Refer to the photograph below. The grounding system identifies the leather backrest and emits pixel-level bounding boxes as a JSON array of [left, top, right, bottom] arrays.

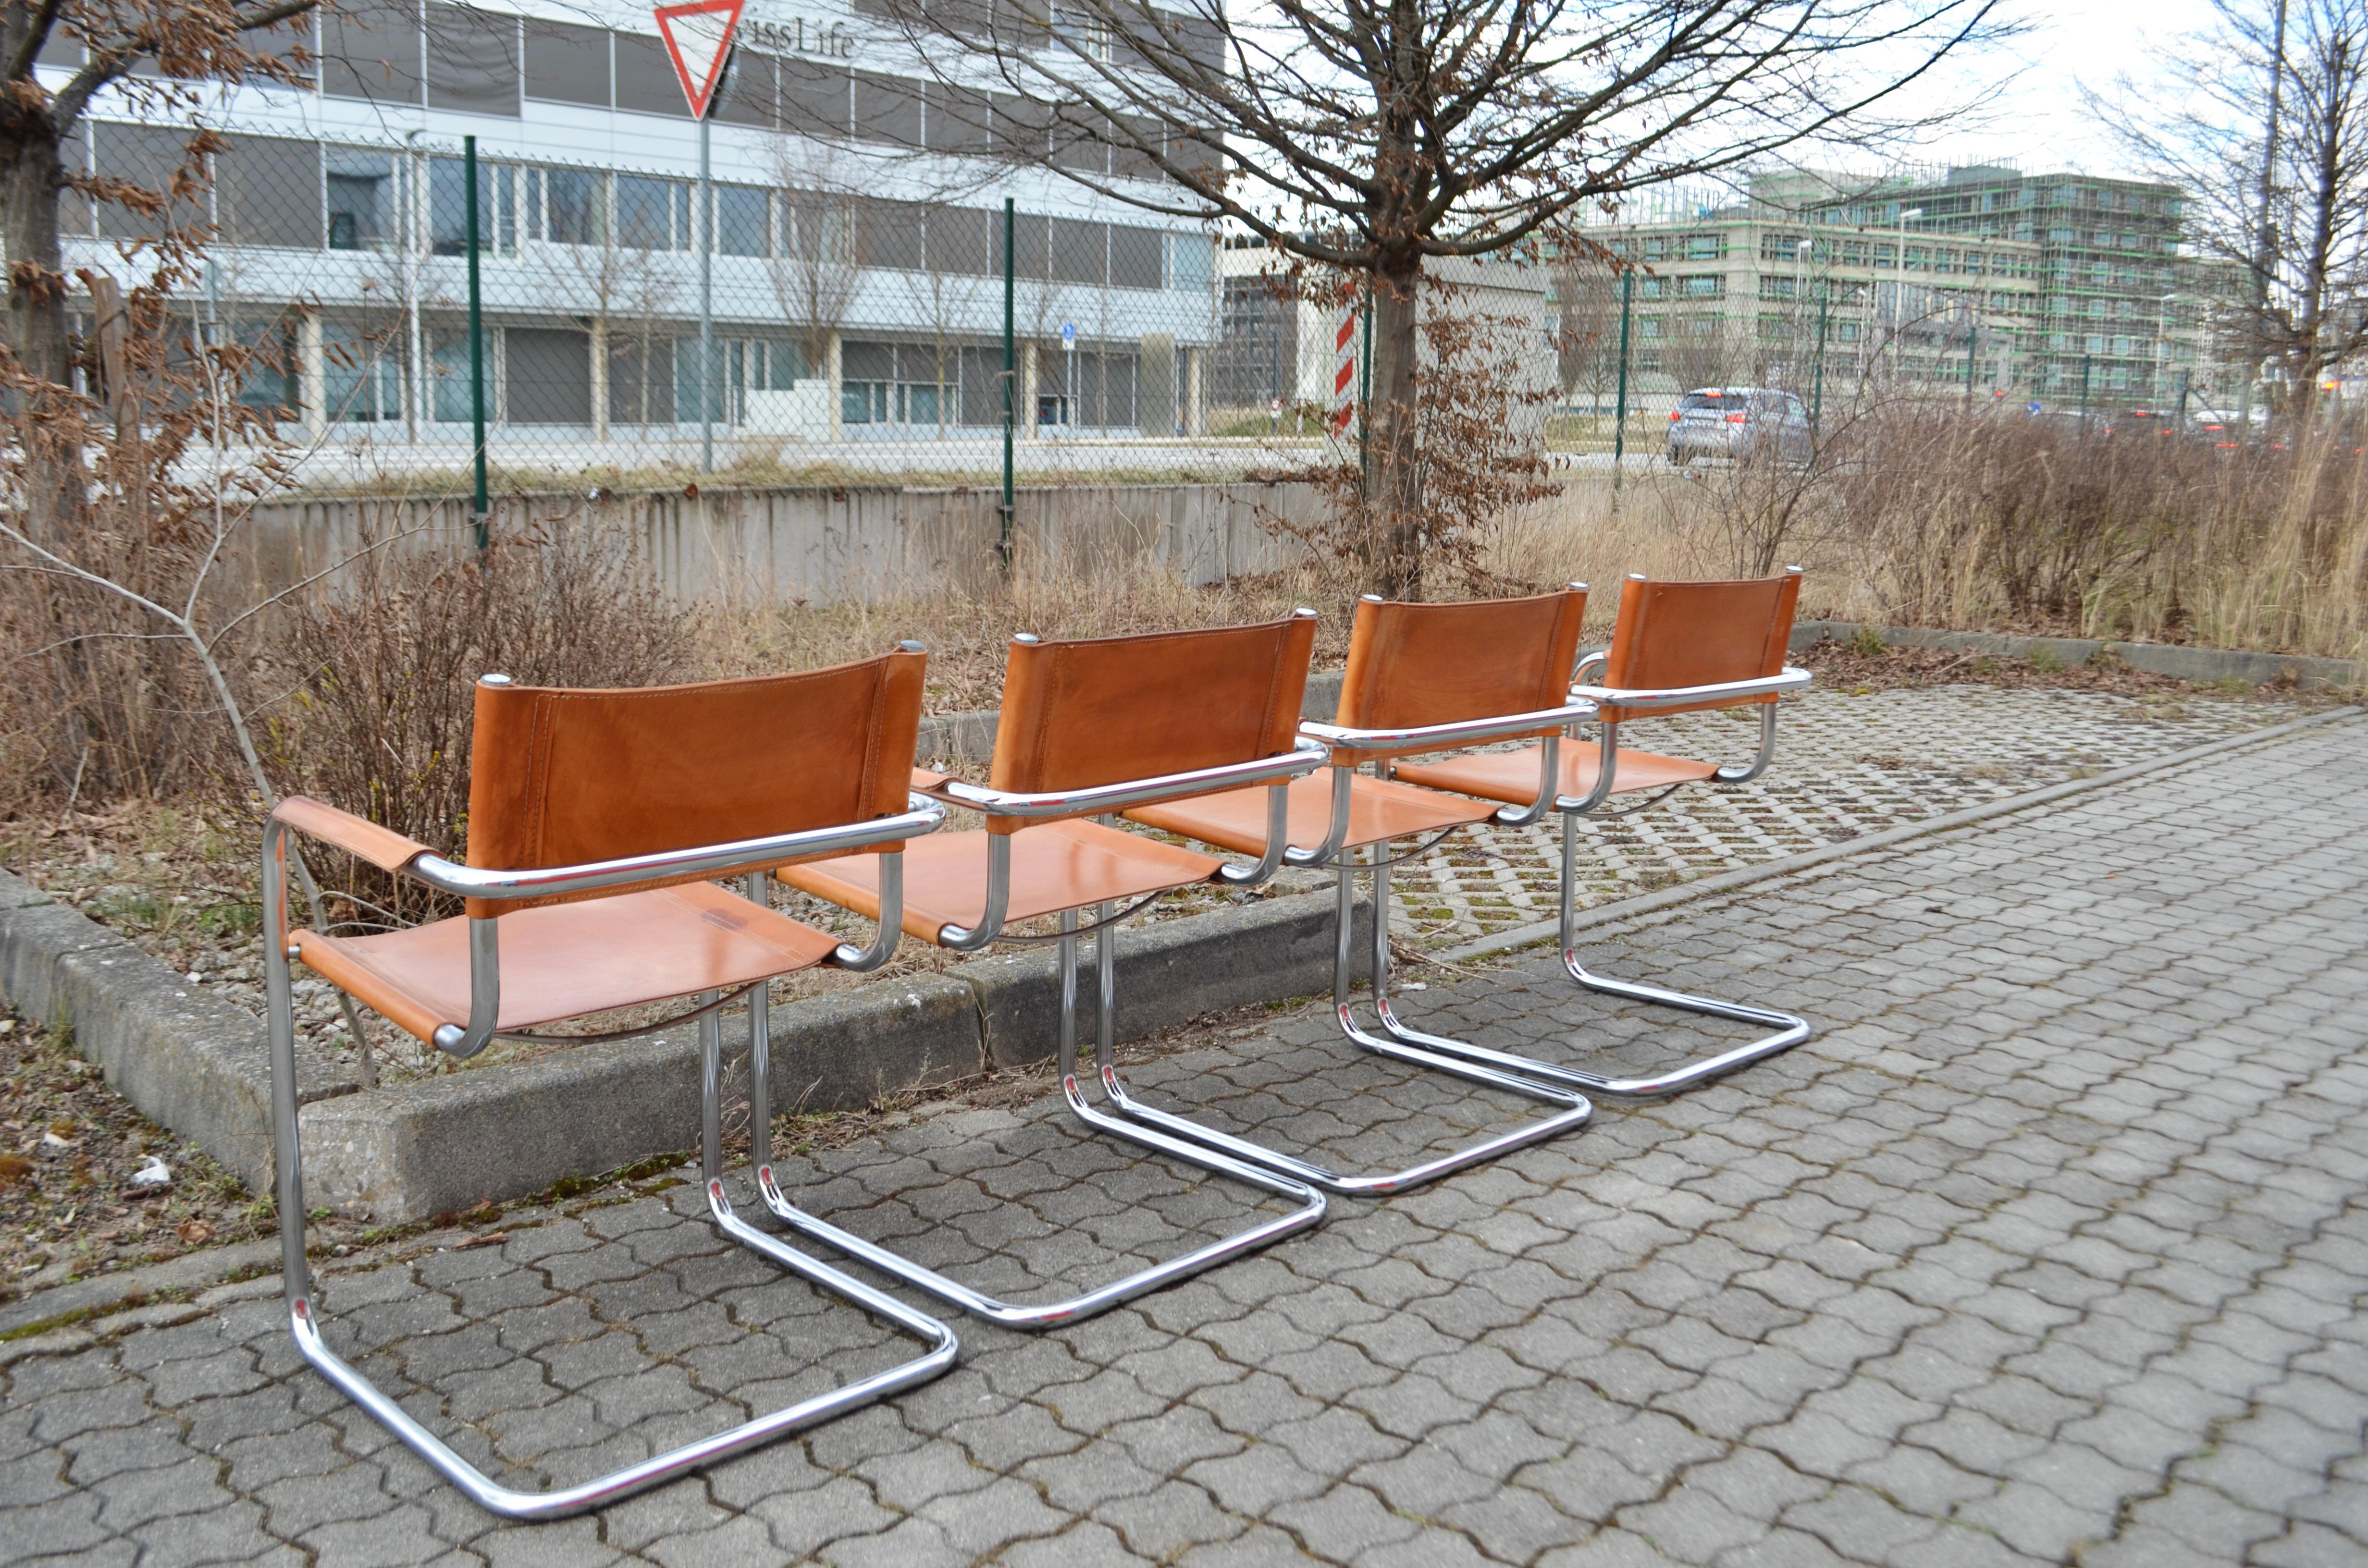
[[985, 615, 1316, 833], [463, 648, 925, 914], [1334, 589, 1588, 759], [1600, 573, 1801, 722]]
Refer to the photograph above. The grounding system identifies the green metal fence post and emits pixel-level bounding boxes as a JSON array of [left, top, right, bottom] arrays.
[[2080, 353, 2093, 429], [465, 135, 487, 548], [1000, 196, 1014, 572], [1612, 269, 1633, 489]]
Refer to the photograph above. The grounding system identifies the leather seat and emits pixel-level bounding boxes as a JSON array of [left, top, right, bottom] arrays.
[[1395, 743, 1717, 806], [1127, 770, 1495, 857], [294, 882, 841, 1042], [782, 820, 1224, 945]]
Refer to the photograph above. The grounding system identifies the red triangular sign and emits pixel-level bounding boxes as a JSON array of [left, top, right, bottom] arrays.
[[654, 0, 744, 119]]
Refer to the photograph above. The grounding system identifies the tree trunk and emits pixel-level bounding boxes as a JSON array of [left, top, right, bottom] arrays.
[[1365, 257, 1422, 598], [0, 107, 82, 541]]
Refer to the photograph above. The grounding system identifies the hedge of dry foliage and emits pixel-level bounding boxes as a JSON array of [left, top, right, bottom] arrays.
[[1641, 411, 2368, 659]]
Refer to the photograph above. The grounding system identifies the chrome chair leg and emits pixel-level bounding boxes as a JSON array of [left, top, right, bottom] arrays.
[[759, 906, 1328, 1331], [1371, 812, 1810, 1096], [1096, 853, 1594, 1196], [265, 836, 958, 1521]]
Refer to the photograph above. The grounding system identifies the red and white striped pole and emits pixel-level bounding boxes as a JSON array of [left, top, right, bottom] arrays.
[[1329, 304, 1357, 435]]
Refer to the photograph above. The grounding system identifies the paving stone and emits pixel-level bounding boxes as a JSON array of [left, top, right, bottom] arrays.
[[12, 714, 2368, 1565]]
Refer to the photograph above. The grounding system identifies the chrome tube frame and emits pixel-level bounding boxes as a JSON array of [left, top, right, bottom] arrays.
[[1299, 700, 1598, 757], [275, 793, 945, 1055], [758, 896, 1327, 1328], [936, 735, 1326, 821], [1569, 666, 1813, 712], [935, 832, 1010, 951], [1375, 685, 1810, 1097], [1214, 783, 1292, 885], [1096, 828, 1593, 1195], [262, 820, 958, 1521]]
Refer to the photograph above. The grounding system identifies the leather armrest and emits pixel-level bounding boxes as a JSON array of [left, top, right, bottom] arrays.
[[272, 796, 432, 873]]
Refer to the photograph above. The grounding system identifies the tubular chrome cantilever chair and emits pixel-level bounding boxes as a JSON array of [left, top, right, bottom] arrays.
[[263, 651, 959, 1520], [773, 615, 1336, 1329], [1117, 589, 1597, 1195], [1394, 570, 1817, 1095]]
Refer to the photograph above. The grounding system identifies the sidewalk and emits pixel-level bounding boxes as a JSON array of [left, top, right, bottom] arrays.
[[4, 713, 2364, 1567]]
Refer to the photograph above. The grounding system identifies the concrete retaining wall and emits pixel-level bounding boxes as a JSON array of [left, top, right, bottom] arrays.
[[230, 480, 1320, 610]]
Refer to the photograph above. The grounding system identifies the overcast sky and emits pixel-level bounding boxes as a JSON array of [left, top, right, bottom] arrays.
[[1901, 0, 2228, 179]]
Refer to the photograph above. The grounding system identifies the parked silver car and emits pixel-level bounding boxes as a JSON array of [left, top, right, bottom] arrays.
[[1665, 387, 1814, 466]]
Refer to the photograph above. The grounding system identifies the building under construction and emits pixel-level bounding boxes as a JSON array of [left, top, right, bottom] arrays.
[[1566, 162, 2220, 414]]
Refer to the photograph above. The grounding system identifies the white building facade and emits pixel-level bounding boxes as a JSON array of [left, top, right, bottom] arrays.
[[34, 0, 1223, 472]]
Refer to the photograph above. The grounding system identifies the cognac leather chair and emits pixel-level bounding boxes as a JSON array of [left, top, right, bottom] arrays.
[[1118, 589, 1597, 1194], [773, 615, 1335, 1329], [1394, 570, 1816, 1094], [262, 651, 958, 1519]]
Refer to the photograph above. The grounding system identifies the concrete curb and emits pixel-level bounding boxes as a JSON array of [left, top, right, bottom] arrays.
[[0, 862, 1371, 1223], [1791, 620, 2363, 692], [1442, 704, 2364, 966]]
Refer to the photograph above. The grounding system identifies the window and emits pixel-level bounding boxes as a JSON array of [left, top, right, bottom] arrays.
[[607, 333, 673, 424], [1637, 276, 1668, 299], [2085, 334, 2105, 354], [1684, 233, 1721, 260], [535, 167, 603, 245], [233, 318, 299, 417], [425, 3, 520, 116], [1760, 233, 1802, 262], [2112, 335, 2131, 355], [1679, 275, 1721, 298], [1641, 236, 1669, 262], [714, 185, 769, 257], [326, 148, 396, 251], [1759, 276, 1796, 299], [321, 322, 404, 422], [1050, 217, 1106, 284], [1169, 232, 1212, 291], [1110, 225, 1162, 289], [614, 32, 688, 118], [507, 327, 591, 424], [430, 330, 476, 422], [429, 156, 515, 254], [1836, 321, 1860, 342], [1637, 317, 1665, 340], [616, 175, 688, 250], [524, 18, 609, 106], [1873, 243, 1896, 268], [215, 136, 321, 249], [1904, 246, 1929, 270], [925, 207, 993, 275]]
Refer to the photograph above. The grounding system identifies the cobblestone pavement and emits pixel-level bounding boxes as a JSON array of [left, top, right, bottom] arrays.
[[5, 713, 2365, 1567], [1387, 683, 2302, 944]]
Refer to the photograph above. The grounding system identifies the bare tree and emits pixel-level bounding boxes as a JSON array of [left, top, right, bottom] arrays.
[[764, 138, 863, 419], [896, 0, 2003, 592], [1552, 263, 1625, 416], [2094, 0, 2368, 422], [3, 0, 319, 536]]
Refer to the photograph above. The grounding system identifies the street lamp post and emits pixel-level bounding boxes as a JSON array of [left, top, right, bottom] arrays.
[[1895, 205, 1923, 387]]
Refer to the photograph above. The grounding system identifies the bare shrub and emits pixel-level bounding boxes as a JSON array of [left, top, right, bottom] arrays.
[[259, 522, 699, 921], [1277, 276, 1561, 601]]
